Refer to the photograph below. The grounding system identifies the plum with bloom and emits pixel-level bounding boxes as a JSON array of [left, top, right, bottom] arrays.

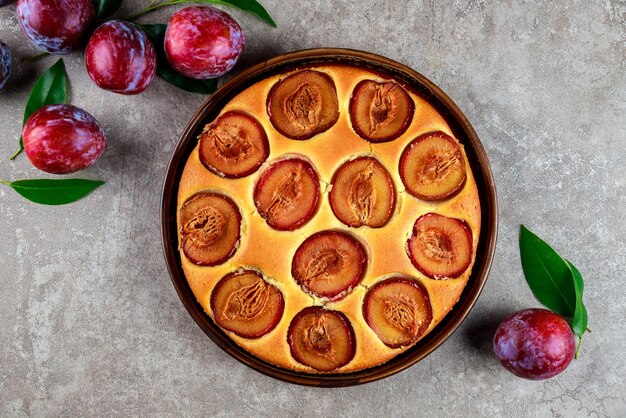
[[17, 0, 95, 54], [164, 6, 244, 79], [0, 41, 10, 90], [493, 308, 575, 380], [85, 21, 157, 95], [23, 104, 106, 174]]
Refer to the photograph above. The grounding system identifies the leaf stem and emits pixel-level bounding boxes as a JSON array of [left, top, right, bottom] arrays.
[[24, 51, 51, 63], [9, 147, 23, 161], [127, 0, 178, 21], [0, 180, 11, 186], [575, 335, 582, 359]]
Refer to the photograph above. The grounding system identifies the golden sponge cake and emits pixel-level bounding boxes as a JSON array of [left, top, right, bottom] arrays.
[[177, 64, 481, 373]]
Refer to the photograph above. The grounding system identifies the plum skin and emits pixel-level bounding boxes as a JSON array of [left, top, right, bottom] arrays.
[[17, 0, 95, 54], [164, 5, 244, 79], [0, 41, 10, 90], [23, 104, 106, 174], [85, 21, 157, 95], [493, 308, 575, 380]]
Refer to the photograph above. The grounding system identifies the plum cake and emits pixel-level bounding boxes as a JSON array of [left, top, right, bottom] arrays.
[[177, 64, 481, 373]]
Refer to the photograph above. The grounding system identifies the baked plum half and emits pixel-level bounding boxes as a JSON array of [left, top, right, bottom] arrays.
[[199, 111, 269, 178], [329, 156, 396, 228], [399, 131, 467, 201], [254, 158, 320, 231], [363, 277, 433, 348], [349, 80, 414, 142], [406, 213, 472, 279], [179, 192, 241, 266], [211, 269, 284, 339], [287, 306, 356, 371], [292, 230, 367, 300], [267, 70, 339, 140]]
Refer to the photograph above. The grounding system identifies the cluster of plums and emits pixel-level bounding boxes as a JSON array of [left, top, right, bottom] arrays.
[[3, 0, 578, 380], [3, 0, 245, 174]]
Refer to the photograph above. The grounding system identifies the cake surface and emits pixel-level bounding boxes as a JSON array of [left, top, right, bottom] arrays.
[[177, 64, 481, 373]]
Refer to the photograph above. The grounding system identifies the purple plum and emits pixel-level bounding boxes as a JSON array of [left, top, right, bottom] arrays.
[[493, 308, 575, 380], [17, 0, 95, 54], [23, 104, 106, 174], [0, 41, 10, 90], [164, 6, 244, 79], [85, 21, 157, 95]]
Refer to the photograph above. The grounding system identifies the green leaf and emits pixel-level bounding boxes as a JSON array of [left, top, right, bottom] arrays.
[[519, 225, 577, 317], [565, 259, 588, 355], [190, 0, 277, 27], [565, 260, 587, 337], [97, 0, 124, 19], [23, 59, 67, 124], [139, 23, 166, 41], [10, 58, 67, 160], [1, 179, 105, 205], [140, 24, 218, 94]]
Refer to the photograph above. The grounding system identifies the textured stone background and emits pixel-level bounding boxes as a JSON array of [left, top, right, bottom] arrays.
[[1, 0, 625, 416]]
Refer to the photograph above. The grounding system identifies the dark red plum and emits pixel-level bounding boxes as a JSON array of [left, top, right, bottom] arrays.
[[0, 41, 10, 90], [164, 6, 244, 79], [85, 21, 156, 95], [23, 104, 106, 174], [493, 308, 575, 380], [17, 0, 95, 54]]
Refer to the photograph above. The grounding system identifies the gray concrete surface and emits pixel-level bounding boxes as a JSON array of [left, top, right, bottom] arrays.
[[1, 1, 625, 416]]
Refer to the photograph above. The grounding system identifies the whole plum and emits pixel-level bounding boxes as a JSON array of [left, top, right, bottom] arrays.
[[17, 0, 95, 54], [493, 308, 575, 380], [0, 41, 10, 90], [85, 21, 156, 95], [164, 6, 244, 79], [23, 104, 106, 174]]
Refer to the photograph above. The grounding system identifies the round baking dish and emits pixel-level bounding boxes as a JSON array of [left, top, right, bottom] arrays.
[[161, 48, 497, 387]]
